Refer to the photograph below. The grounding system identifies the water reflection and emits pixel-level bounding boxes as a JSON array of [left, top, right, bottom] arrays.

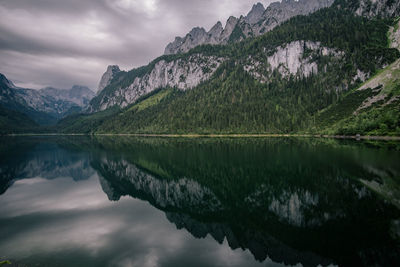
[[0, 136, 399, 267]]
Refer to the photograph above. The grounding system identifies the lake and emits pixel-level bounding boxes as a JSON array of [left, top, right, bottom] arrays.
[[0, 136, 399, 267]]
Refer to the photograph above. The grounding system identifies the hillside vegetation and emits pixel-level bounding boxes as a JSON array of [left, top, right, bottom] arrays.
[[56, 2, 400, 136]]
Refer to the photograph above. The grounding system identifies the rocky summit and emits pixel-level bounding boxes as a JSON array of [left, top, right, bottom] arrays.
[[0, 73, 95, 125], [97, 65, 121, 93], [164, 0, 335, 55]]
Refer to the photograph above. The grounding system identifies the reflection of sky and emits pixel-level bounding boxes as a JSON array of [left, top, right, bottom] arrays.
[[0, 175, 289, 267]]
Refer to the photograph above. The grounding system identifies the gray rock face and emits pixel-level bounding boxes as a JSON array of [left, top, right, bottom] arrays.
[[96, 158, 223, 211], [164, 0, 334, 55], [97, 65, 121, 93], [243, 40, 343, 82], [0, 72, 95, 121], [93, 54, 224, 111], [40, 85, 95, 107], [245, 2, 266, 24], [208, 21, 224, 44], [354, 0, 400, 18]]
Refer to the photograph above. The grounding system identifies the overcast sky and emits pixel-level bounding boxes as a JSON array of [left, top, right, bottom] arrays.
[[0, 0, 274, 91]]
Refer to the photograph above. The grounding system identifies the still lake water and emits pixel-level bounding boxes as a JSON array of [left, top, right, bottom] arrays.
[[0, 137, 399, 267]]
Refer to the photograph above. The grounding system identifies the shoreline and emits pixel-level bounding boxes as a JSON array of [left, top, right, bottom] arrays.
[[3, 133, 400, 141]]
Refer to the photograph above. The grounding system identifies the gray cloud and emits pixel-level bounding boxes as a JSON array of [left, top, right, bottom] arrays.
[[0, 0, 273, 90]]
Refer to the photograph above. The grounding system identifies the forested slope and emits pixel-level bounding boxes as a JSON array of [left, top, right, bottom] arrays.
[[58, 2, 400, 135]]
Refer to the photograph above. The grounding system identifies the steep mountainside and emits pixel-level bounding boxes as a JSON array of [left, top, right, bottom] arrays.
[[97, 65, 120, 93], [0, 105, 38, 134], [316, 17, 400, 135], [90, 55, 224, 111], [61, 0, 400, 135], [0, 73, 95, 127], [164, 0, 335, 55]]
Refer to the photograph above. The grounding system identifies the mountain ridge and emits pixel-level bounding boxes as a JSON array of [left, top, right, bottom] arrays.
[[0, 73, 95, 127], [164, 0, 335, 55]]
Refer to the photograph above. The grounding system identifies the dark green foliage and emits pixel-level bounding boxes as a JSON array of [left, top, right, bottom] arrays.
[[228, 24, 246, 43], [0, 105, 38, 134], [56, 107, 121, 134], [242, 8, 398, 73], [327, 98, 400, 136], [316, 88, 377, 128]]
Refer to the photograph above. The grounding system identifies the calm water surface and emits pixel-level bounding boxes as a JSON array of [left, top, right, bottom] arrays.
[[0, 137, 399, 267]]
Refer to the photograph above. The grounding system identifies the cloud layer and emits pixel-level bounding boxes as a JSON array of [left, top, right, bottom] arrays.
[[0, 0, 273, 90]]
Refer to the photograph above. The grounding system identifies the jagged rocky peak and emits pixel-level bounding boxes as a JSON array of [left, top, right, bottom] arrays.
[[39, 85, 94, 104], [0, 73, 17, 89], [164, 27, 208, 55], [245, 2, 265, 24], [221, 16, 239, 39], [353, 0, 400, 18], [189, 27, 207, 37], [208, 21, 223, 43], [163, 0, 335, 55], [97, 65, 121, 93]]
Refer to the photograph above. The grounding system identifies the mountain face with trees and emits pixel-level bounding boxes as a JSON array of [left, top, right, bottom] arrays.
[[55, 0, 400, 136], [0, 74, 94, 132]]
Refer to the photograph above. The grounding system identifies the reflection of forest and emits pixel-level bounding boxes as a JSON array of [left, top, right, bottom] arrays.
[[1, 136, 400, 266], [89, 137, 400, 267]]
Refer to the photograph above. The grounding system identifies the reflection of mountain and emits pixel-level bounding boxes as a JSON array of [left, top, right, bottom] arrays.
[[95, 158, 223, 212], [95, 158, 335, 266], [165, 212, 331, 266], [1, 136, 399, 267], [0, 139, 94, 194], [90, 137, 400, 267]]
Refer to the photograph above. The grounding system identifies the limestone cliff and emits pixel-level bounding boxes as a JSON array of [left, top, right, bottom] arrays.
[[90, 54, 224, 111]]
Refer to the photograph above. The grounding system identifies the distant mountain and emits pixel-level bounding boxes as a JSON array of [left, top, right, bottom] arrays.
[[164, 0, 335, 55], [0, 73, 95, 128], [40, 85, 94, 107]]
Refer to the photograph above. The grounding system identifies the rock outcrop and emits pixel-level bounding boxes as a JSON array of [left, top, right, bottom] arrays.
[[353, 0, 400, 18], [244, 41, 343, 82], [95, 158, 223, 212], [91, 54, 224, 111], [164, 0, 335, 55], [40, 85, 95, 107], [97, 65, 121, 93], [0, 73, 94, 123]]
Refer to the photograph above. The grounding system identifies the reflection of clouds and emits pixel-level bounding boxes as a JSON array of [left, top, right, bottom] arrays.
[[1, 175, 111, 218], [0, 175, 277, 267]]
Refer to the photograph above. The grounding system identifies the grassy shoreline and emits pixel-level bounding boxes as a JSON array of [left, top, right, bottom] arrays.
[[3, 133, 400, 140]]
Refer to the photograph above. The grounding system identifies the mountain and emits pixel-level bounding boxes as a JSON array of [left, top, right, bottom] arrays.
[[97, 65, 121, 93], [0, 73, 95, 129], [0, 105, 38, 134], [40, 85, 94, 107], [0, 73, 59, 126], [58, 0, 400, 135], [164, 0, 335, 55]]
